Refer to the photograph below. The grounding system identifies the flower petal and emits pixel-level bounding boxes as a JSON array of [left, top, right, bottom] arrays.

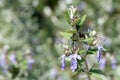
[[97, 48, 102, 62], [99, 58, 106, 70], [61, 58, 65, 70], [67, 55, 74, 60], [70, 58, 77, 72], [60, 54, 66, 70], [76, 55, 81, 60]]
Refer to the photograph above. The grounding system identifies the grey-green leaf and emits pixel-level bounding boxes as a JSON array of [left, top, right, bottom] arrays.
[[66, 29, 77, 33], [64, 10, 71, 25], [79, 50, 86, 54], [59, 31, 72, 40], [90, 69, 108, 80], [79, 15, 86, 26]]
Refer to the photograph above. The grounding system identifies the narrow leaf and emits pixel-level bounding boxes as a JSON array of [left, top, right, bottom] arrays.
[[90, 69, 108, 80], [64, 10, 71, 25], [79, 15, 86, 26], [82, 38, 94, 44], [59, 32, 72, 40], [87, 51, 96, 54], [66, 29, 77, 33]]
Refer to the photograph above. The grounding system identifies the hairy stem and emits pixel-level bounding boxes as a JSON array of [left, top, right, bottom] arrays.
[[84, 54, 91, 80]]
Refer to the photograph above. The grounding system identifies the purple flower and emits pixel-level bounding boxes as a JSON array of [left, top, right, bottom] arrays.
[[97, 45, 103, 62], [111, 56, 117, 69], [68, 54, 81, 72], [10, 52, 17, 64], [26, 56, 34, 70], [99, 58, 106, 70], [111, 61, 117, 70], [60, 54, 66, 70], [71, 58, 77, 72], [0, 54, 8, 74], [0, 54, 6, 67], [78, 2, 86, 11]]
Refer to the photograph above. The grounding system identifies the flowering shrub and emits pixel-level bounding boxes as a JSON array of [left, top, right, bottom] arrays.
[[59, 6, 108, 80]]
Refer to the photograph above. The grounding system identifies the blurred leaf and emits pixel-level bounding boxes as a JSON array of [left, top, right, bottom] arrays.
[[87, 47, 97, 54], [90, 69, 108, 80], [89, 47, 98, 51], [66, 29, 77, 33], [87, 51, 96, 54], [78, 15, 86, 26], [76, 14, 86, 30], [79, 50, 86, 54], [64, 10, 71, 25], [82, 37, 94, 44], [59, 31, 72, 40], [20, 60, 27, 70], [78, 59, 84, 66]]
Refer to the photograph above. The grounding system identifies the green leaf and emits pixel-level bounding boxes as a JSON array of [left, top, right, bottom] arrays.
[[87, 51, 96, 54], [64, 10, 71, 25], [90, 69, 108, 80], [103, 48, 108, 52], [59, 31, 72, 40], [87, 47, 98, 54], [82, 37, 94, 44], [78, 15, 86, 26], [79, 50, 86, 54], [89, 47, 98, 51], [66, 29, 77, 33]]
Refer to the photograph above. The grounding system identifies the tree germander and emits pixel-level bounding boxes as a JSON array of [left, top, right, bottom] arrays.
[[59, 5, 108, 80]]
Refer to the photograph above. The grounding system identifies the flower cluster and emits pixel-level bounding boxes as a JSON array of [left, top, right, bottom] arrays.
[[59, 6, 107, 76], [97, 45, 104, 62], [60, 46, 81, 72]]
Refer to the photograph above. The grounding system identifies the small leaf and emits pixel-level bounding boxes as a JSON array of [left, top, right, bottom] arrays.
[[89, 47, 98, 52], [90, 69, 108, 80], [79, 15, 86, 26], [87, 47, 98, 54], [59, 31, 72, 40], [91, 47, 98, 51], [79, 50, 86, 54], [103, 48, 108, 52], [82, 38, 94, 44], [78, 59, 84, 66], [64, 10, 71, 25], [66, 29, 77, 33], [87, 51, 96, 54]]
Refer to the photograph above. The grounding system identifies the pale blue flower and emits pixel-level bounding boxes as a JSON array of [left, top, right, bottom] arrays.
[[97, 45, 103, 62], [68, 54, 81, 72], [111, 56, 117, 69], [60, 54, 66, 70], [27, 56, 34, 70], [99, 58, 106, 70], [9, 52, 17, 64], [71, 58, 77, 72]]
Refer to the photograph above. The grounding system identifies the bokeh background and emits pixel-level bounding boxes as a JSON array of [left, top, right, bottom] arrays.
[[0, 0, 120, 80]]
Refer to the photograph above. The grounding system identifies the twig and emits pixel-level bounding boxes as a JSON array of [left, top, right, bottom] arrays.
[[84, 54, 91, 80]]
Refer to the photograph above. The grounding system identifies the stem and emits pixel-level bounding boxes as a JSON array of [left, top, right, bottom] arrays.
[[84, 54, 91, 80]]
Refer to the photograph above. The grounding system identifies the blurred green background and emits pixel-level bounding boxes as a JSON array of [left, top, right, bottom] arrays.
[[0, 0, 120, 80]]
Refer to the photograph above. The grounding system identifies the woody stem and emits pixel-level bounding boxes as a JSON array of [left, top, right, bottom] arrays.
[[84, 54, 91, 80]]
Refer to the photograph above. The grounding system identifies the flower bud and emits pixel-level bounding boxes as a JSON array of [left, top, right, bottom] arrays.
[[68, 6, 77, 20]]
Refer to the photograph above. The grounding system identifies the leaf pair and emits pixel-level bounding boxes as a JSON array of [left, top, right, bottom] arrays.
[[64, 10, 86, 30], [59, 29, 77, 40]]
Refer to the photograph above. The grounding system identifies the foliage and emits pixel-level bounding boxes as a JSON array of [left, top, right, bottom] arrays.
[[0, 0, 119, 80]]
